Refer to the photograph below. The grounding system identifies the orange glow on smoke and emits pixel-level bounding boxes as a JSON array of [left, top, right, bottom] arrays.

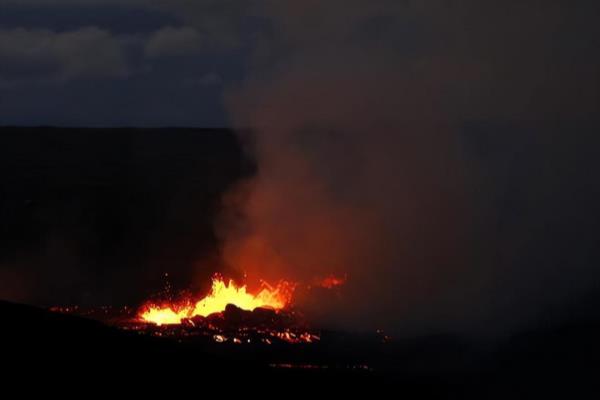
[[139, 275, 294, 326]]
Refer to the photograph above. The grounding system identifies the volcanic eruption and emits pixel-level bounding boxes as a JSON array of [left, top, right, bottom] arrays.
[[138, 275, 295, 325]]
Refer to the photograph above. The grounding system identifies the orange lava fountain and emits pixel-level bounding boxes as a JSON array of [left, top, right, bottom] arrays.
[[139, 275, 294, 326]]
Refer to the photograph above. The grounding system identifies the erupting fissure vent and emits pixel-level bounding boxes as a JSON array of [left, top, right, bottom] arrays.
[[139, 275, 295, 326]]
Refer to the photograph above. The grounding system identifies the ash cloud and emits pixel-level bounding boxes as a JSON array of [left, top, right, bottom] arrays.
[[217, 1, 600, 335]]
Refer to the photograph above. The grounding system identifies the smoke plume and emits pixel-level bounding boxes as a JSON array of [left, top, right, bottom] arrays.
[[218, 1, 600, 335]]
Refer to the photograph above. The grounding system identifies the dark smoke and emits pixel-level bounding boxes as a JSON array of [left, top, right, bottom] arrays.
[[218, 1, 600, 335]]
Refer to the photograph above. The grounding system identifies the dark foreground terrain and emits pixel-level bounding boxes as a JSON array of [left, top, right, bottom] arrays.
[[2, 300, 599, 397]]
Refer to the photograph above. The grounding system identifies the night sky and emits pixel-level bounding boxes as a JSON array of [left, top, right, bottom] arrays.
[[1, 1, 600, 335], [0, 2, 598, 127]]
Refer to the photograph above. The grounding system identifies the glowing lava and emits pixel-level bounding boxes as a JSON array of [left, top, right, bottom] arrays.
[[139, 275, 294, 325]]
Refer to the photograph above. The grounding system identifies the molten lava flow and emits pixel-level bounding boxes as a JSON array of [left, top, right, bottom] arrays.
[[139, 306, 191, 326], [139, 275, 294, 325]]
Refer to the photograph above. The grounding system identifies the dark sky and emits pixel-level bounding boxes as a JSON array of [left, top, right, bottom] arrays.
[[1, 1, 600, 335], [0, 1, 598, 127], [0, 1, 252, 126]]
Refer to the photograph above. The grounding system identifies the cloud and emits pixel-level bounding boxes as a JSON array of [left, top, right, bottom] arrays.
[[1, 0, 254, 48], [0, 27, 131, 83]]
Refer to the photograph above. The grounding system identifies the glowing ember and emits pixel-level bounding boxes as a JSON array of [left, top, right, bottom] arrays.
[[318, 274, 347, 289], [139, 275, 294, 326]]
